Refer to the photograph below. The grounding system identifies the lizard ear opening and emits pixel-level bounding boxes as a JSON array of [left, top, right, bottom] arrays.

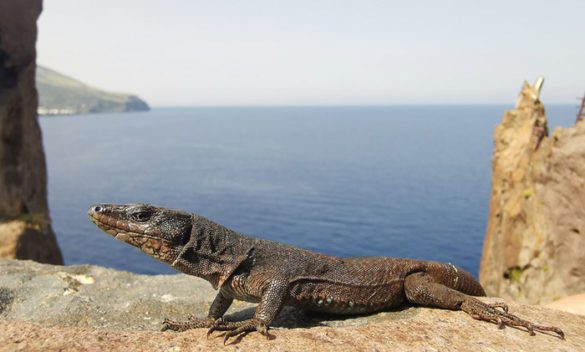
[[172, 224, 195, 267], [181, 225, 191, 246]]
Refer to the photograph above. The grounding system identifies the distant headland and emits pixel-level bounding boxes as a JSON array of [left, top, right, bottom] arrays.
[[36, 66, 150, 116]]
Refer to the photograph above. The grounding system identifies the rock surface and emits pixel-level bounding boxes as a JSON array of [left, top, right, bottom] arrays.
[[0, 0, 63, 264], [0, 259, 583, 351], [480, 79, 585, 304], [546, 294, 585, 316]]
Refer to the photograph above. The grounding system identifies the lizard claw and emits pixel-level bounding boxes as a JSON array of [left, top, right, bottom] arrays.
[[206, 318, 268, 345], [206, 318, 224, 339], [161, 320, 170, 332]]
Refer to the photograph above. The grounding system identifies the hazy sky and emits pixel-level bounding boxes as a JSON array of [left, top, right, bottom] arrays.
[[37, 1, 584, 106]]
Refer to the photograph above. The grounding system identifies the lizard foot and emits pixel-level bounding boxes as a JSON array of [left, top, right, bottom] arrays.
[[207, 317, 269, 345], [462, 298, 564, 339], [161, 316, 217, 332], [487, 302, 509, 313]]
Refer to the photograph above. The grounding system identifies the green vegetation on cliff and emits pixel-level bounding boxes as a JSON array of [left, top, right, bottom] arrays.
[[36, 66, 150, 115]]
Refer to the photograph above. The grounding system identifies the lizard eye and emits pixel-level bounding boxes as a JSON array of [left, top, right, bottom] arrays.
[[132, 211, 151, 222]]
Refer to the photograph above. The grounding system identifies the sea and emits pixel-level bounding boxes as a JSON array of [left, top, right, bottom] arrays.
[[39, 105, 577, 277]]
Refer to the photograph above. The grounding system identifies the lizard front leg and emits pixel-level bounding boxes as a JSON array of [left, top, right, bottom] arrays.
[[404, 272, 564, 339], [161, 289, 233, 332], [208, 278, 289, 344]]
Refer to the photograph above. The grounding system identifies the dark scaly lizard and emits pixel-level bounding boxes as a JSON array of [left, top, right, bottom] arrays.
[[88, 203, 564, 343]]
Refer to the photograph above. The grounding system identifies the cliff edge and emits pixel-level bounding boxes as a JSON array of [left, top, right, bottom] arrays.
[[480, 78, 585, 304], [1, 259, 583, 351], [0, 0, 63, 264]]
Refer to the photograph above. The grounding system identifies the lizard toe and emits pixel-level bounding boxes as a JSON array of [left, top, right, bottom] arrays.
[[161, 316, 216, 332]]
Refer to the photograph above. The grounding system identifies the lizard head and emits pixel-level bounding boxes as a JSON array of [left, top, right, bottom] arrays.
[[88, 203, 192, 265]]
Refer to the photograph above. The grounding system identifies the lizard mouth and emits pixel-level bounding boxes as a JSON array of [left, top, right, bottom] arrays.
[[88, 206, 162, 239], [89, 213, 164, 240], [88, 207, 175, 261]]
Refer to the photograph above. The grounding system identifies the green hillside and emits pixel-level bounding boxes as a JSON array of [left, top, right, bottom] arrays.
[[36, 66, 150, 115]]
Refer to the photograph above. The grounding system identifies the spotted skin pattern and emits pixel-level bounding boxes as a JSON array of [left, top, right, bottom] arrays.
[[88, 204, 564, 343]]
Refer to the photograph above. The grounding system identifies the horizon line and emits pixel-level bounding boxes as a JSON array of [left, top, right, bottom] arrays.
[[150, 102, 578, 108]]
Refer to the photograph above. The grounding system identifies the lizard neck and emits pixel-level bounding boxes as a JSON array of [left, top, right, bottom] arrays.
[[173, 214, 253, 288]]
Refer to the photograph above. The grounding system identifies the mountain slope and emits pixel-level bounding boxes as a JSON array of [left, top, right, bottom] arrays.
[[36, 66, 150, 115]]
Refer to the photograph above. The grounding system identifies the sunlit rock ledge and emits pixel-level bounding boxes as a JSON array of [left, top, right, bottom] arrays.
[[0, 259, 583, 351]]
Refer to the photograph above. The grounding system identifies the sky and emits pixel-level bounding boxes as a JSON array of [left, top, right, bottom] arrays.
[[37, 0, 584, 106]]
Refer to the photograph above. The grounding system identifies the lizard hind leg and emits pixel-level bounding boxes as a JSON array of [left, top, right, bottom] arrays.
[[404, 272, 564, 339]]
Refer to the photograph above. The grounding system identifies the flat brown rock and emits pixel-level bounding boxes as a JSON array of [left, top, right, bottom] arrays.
[[0, 304, 583, 352], [0, 259, 583, 351]]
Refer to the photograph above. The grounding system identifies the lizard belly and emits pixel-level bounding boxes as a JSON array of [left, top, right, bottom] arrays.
[[222, 274, 262, 303], [289, 279, 407, 315]]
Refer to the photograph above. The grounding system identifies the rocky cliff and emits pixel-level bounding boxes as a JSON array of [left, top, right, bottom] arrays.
[[480, 78, 585, 304], [37, 65, 150, 116], [0, 0, 63, 264], [1, 259, 582, 351]]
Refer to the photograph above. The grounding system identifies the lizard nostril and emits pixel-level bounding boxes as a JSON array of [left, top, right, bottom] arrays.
[[94, 206, 102, 213]]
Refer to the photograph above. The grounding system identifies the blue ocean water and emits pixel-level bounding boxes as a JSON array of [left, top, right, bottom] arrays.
[[39, 105, 577, 277]]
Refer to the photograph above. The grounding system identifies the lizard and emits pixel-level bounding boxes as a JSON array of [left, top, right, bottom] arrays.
[[88, 203, 565, 343]]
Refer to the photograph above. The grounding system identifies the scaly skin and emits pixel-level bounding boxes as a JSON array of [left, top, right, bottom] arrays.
[[88, 203, 564, 343]]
